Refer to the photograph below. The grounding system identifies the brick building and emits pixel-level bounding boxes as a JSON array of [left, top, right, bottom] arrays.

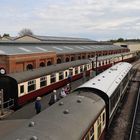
[[0, 35, 129, 74]]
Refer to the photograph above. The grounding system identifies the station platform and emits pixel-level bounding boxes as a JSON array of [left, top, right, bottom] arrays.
[[0, 75, 91, 139], [0, 109, 14, 120]]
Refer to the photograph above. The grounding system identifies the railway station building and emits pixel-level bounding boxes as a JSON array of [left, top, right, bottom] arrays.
[[0, 34, 129, 74]]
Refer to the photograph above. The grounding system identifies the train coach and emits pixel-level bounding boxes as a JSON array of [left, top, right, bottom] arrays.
[[2, 62, 133, 140], [0, 52, 136, 108]]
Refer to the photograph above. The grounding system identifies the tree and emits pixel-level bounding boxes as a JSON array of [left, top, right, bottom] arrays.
[[117, 38, 124, 42], [3, 33, 10, 37], [18, 28, 33, 36]]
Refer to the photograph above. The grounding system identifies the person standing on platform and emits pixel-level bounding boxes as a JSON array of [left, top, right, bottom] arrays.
[[35, 97, 42, 114], [82, 71, 86, 83], [67, 75, 72, 90], [90, 69, 93, 79], [59, 88, 67, 98], [65, 84, 70, 94], [48, 90, 57, 105]]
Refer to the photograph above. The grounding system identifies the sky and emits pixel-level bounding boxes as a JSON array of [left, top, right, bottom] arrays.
[[0, 0, 140, 40]]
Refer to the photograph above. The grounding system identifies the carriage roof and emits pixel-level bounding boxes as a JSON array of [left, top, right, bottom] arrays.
[[3, 93, 105, 140], [78, 62, 132, 97]]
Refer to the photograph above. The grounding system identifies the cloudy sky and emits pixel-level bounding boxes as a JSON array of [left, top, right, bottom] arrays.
[[0, 0, 140, 40]]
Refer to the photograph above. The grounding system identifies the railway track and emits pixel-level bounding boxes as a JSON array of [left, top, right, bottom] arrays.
[[106, 61, 140, 140], [129, 80, 140, 140]]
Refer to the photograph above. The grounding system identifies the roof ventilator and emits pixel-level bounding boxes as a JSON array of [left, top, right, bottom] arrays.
[[63, 109, 69, 114], [77, 99, 82, 103], [30, 136, 38, 140], [59, 102, 64, 106], [29, 121, 35, 127], [110, 67, 117, 71]]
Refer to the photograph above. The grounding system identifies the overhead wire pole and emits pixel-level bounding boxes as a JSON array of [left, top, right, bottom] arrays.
[[68, 67, 73, 91], [95, 55, 98, 76]]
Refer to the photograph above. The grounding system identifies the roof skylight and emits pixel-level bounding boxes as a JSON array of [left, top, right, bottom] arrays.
[[53, 46, 63, 51], [0, 50, 6, 54], [18, 47, 31, 52], [35, 47, 48, 52]]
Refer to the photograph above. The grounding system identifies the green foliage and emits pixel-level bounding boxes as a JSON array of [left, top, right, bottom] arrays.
[[3, 33, 10, 37], [18, 28, 33, 36]]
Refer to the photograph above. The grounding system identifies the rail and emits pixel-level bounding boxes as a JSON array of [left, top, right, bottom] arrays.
[[129, 82, 140, 140]]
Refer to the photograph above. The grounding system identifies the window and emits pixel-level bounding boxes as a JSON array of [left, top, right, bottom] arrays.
[[65, 71, 68, 77], [59, 71, 63, 80], [97, 116, 101, 138], [57, 58, 61, 64], [50, 73, 56, 83], [84, 134, 89, 140], [69, 69, 73, 76], [97, 123, 101, 138], [47, 61, 52, 66], [99, 62, 101, 66], [75, 67, 78, 74], [102, 61, 104, 65], [84, 65, 87, 71], [40, 76, 47, 87], [78, 56, 81, 60], [66, 57, 70, 62], [20, 85, 24, 94], [71, 57, 74, 61], [90, 127, 94, 140], [102, 113, 105, 125], [82, 56, 85, 59], [80, 66, 83, 73], [28, 80, 36, 92], [40, 62, 45, 67], [26, 64, 33, 70]]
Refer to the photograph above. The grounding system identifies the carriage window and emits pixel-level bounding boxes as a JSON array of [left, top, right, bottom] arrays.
[[84, 65, 87, 71], [99, 62, 101, 66], [97, 122, 101, 139], [80, 66, 83, 73], [96, 116, 102, 139], [28, 80, 36, 92], [84, 134, 89, 140], [59, 71, 64, 80], [40, 76, 47, 87], [75, 67, 78, 74], [65, 71, 68, 77], [20, 85, 24, 94], [102, 61, 104, 65], [69, 69, 73, 76], [102, 113, 105, 125], [90, 127, 94, 140], [50, 73, 56, 83]]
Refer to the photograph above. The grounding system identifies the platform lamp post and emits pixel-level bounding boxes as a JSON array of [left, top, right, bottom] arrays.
[[89, 57, 94, 79], [95, 55, 98, 76], [89, 55, 98, 76], [68, 67, 73, 91]]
